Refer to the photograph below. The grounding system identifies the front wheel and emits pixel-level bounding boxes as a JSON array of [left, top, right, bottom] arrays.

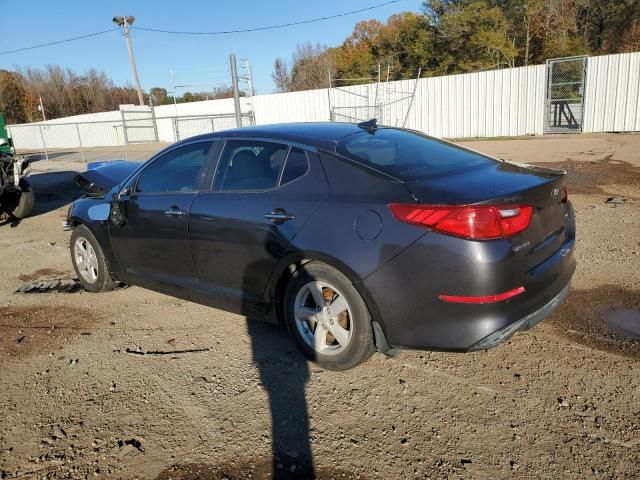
[[70, 225, 116, 293], [283, 262, 375, 370]]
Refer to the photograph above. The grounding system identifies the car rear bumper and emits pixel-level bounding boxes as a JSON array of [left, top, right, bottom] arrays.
[[361, 222, 576, 351], [466, 280, 570, 351]]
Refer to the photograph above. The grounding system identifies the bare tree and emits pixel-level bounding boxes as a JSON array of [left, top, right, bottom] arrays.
[[272, 58, 292, 93], [289, 43, 335, 91]]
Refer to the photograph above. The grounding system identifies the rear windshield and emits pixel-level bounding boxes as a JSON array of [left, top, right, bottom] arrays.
[[336, 128, 495, 179]]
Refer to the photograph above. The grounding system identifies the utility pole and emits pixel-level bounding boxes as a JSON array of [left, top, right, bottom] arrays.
[[230, 54, 242, 128], [38, 96, 46, 122], [113, 16, 145, 106]]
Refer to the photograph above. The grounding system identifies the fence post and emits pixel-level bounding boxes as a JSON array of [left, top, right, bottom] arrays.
[[210, 117, 215, 133], [38, 124, 49, 161], [150, 105, 159, 142], [75, 123, 85, 162], [120, 110, 129, 146], [172, 117, 179, 141]]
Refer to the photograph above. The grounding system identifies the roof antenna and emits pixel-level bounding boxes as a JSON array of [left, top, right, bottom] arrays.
[[357, 118, 378, 133]]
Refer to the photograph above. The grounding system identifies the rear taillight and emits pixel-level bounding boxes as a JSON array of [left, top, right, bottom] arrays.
[[389, 203, 533, 240], [561, 185, 568, 203]]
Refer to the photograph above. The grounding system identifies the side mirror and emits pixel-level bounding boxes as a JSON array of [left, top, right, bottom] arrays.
[[118, 186, 132, 199]]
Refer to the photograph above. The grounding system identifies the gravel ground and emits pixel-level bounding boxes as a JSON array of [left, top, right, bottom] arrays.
[[1, 134, 639, 479]]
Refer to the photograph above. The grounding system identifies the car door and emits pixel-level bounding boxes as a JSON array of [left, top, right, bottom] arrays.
[[189, 139, 328, 315], [109, 140, 217, 289]]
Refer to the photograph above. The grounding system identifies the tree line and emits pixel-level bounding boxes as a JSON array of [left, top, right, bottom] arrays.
[[272, 0, 640, 92], [0, 66, 143, 124], [0, 66, 238, 124]]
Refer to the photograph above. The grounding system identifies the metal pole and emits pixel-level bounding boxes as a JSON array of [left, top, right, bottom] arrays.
[[171, 66, 178, 117], [210, 117, 215, 133], [173, 117, 179, 141], [39, 96, 46, 122], [327, 66, 333, 122], [148, 95, 159, 142], [120, 110, 129, 146], [230, 54, 242, 128], [38, 124, 49, 161], [122, 18, 145, 106], [75, 123, 85, 162], [402, 68, 421, 128]]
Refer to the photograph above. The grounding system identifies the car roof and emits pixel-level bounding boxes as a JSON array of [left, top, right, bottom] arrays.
[[181, 122, 368, 150]]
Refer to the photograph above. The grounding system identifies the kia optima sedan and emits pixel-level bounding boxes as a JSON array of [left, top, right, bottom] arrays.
[[67, 121, 575, 370]]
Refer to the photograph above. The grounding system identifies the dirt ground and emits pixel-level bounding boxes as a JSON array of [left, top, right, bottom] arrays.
[[1, 134, 639, 479]]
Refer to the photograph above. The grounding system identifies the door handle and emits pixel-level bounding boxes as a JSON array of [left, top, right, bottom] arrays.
[[164, 207, 185, 217], [264, 210, 295, 223]]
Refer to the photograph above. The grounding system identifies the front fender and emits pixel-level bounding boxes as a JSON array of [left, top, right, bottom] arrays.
[[67, 198, 123, 274]]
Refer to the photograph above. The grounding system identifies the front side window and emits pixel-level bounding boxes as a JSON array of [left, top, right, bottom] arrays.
[[215, 140, 289, 191], [136, 141, 214, 194]]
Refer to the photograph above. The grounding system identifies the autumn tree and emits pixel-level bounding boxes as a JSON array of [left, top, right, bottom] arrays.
[[289, 43, 335, 91], [0, 70, 29, 124]]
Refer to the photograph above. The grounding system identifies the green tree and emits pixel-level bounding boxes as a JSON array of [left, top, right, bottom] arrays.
[[576, 0, 640, 53], [425, 0, 518, 74], [149, 87, 168, 105]]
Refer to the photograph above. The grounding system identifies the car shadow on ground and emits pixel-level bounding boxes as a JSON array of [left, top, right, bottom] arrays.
[[1, 170, 82, 228], [246, 319, 314, 479], [242, 242, 316, 478], [21, 151, 78, 162], [23, 171, 83, 220]]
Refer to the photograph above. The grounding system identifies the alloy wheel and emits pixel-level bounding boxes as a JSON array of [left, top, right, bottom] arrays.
[[293, 280, 353, 355], [74, 237, 99, 284]]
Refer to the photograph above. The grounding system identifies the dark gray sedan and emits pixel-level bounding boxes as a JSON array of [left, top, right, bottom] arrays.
[[67, 121, 575, 370]]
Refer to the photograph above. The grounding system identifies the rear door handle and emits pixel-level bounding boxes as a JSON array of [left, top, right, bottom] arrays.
[[164, 207, 185, 217], [264, 210, 295, 223]]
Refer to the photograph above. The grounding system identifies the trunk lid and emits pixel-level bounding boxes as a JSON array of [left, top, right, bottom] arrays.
[[404, 161, 569, 271]]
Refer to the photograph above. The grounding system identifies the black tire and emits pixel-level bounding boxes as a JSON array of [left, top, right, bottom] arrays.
[[11, 179, 35, 219], [70, 224, 116, 293], [283, 261, 375, 370]]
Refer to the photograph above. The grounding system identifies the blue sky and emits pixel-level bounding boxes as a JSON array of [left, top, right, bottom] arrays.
[[0, 0, 423, 95]]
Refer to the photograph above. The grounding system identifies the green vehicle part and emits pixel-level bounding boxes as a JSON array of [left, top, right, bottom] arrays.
[[0, 113, 13, 154]]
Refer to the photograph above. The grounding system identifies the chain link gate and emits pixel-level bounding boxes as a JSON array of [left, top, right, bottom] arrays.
[[120, 107, 158, 144], [329, 68, 421, 127], [545, 56, 588, 133]]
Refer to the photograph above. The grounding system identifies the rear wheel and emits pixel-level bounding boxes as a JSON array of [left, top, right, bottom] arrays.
[[284, 262, 375, 370], [70, 225, 116, 293], [10, 179, 35, 219]]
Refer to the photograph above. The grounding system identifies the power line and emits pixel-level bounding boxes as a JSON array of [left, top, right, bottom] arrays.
[[0, 28, 120, 56], [0, 1, 405, 56], [133, 0, 404, 35]]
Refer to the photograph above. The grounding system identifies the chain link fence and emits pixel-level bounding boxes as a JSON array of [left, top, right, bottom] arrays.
[[8, 112, 254, 162]]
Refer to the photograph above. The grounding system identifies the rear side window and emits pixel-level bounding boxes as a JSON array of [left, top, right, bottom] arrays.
[[337, 128, 495, 179], [136, 141, 213, 193], [215, 140, 289, 191], [281, 148, 309, 185]]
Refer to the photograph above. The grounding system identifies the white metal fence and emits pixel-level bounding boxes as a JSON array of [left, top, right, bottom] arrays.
[[7, 52, 640, 158]]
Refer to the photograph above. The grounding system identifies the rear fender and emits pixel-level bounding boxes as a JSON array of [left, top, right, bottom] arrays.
[[265, 250, 387, 344]]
